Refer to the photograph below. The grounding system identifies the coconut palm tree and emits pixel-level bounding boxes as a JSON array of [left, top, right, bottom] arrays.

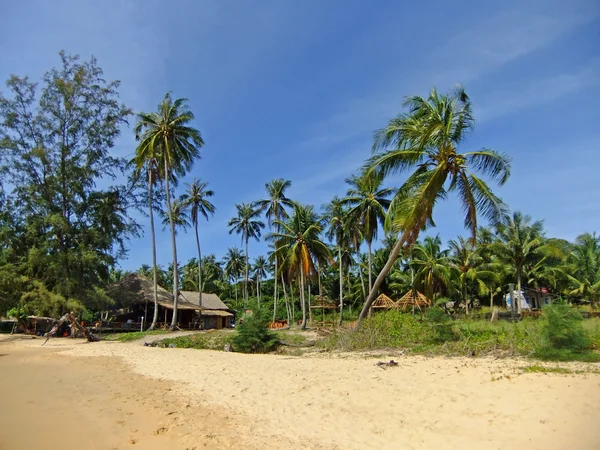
[[344, 171, 392, 295], [255, 179, 293, 322], [180, 179, 215, 307], [409, 236, 452, 303], [270, 203, 332, 329], [566, 232, 600, 305], [448, 236, 499, 314], [228, 203, 265, 306], [494, 212, 546, 312], [253, 255, 269, 307], [355, 86, 510, 328], [223, 247, 245, 305], [323, 196, 349, 324], [134, 93, 204, 329], [161, 199, 190, 233]]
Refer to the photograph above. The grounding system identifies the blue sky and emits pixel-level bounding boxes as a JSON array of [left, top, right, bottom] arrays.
[[1, 0, 599, 271]]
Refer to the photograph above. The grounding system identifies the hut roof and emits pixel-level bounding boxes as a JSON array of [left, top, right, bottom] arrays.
[[179, 291, 230, 311], [372, 293, 397, 309], [107, 273, 173, 307], [396, 290, 431, 308], [310, 295, 338, 309]]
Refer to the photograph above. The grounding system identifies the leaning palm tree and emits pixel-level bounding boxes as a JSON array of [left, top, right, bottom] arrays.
[[180, 179, 215, 307], [228, 203, 265, 305], [323, 196, 349, 324], [344, 171, 392, 295], [271, 203, 332, 329], [134, 93, 204, 329], [255, 179, 293, 323], [355, 86, 510, 328]]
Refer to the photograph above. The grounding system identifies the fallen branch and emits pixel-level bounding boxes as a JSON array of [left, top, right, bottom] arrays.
[[375, 360, 399, 369], [42, 312, 100, 346]]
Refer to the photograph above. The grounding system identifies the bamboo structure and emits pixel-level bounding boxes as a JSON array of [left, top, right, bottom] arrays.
[[309, 295, 338, 327], [371, 293, 397, 310], [395, 290, 431, 314]]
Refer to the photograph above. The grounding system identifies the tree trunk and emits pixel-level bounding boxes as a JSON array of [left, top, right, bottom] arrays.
[[281, 274, 291, 325], [490, 290, 494, 309], [300, 267, 307, 329], [516, 269, 522, 314], [358, 256, 366, 299], [308, 279, 312, 325], [273, 255, 278, 323], [355, 236, 406, 330], [194, 218, 203, 307], [148, 167, 159, 330], [290, 281, 295, 322], [165, 159, 179, 330], [367, 240, 373, 294], [257, 274, 261, 308], [338, 246, 344, 325], [244, 238, 249, 307], [464, 284, 469, 315]]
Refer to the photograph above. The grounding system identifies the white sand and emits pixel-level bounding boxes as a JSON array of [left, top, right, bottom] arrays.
[[3, 335, 600, 449]]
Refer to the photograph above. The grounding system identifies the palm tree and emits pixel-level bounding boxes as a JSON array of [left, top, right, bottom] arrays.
[[355, 86, 510, 328], [271, 203, 332, 329], [566, 233, 600, 305], [131, 129, 165, 330], [253, 255, 269, 307], [409, 236, 452, 303], [255, 179, 293, 322], [344, 171, 392, 296], [494, 212, 546, 312], [323, 196, 348, 324], [180, 179, 215, 307], [223, 247, 245, 305], [228, 203, 265, 306], [449, 236, 498, 314], [134, 93, 204, 329], [161, 199, 190, 233]]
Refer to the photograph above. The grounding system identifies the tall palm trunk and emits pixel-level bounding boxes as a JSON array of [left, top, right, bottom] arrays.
[[194, 219, 203, 307], [244, 238, 249, 306], [148, 167, 159, 330], [490, 290, 494, 309], [300, 267, 307, 329], [464, 284, 469, 315], [281, 274, 291, 325], [358, 254, 366, 299], [516, 267, 522, 314], [165, 158, 179, 330], [273, 256, 278, 323], [338, 246, 344, 325], [257, 274, 261, 308], [367, 240, 373, 294]]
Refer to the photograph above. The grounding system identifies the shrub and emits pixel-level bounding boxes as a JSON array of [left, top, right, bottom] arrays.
[[232, 307, 279, 353], [425, 307, 456, 342], [535, 303, 598, 361]]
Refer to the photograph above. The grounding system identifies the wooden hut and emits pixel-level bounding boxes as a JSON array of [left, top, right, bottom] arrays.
[[309, 295, 338, 327], [395, 290, 431, 313], [371, 293, 397, 310]]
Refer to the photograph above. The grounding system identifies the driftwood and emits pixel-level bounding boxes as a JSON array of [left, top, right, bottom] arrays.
[[42, 312, 100, 346], [278, 340, 316, 348], [375, 360, 399, 369]]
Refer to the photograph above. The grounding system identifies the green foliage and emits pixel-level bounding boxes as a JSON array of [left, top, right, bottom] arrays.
[[425, 307, 456, 342], [534, 303, 598, 361], [232, 308, 279, 353], [20, 281, 84, 317], [156, 332, 233, 350]]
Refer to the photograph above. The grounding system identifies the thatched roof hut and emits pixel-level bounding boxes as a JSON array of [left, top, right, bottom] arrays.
[[395, 290, 431, 312], [371, 293, 397, 310]]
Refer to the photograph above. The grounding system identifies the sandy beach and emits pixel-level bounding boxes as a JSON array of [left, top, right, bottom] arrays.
[[1, 335, 599, 450]]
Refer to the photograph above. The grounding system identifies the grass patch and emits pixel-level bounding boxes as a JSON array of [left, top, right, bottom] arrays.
[[104, 330, 169, 342], [154, 331, 233, 350], [319, 309, 600, 361], [522, 364, 600, 375]]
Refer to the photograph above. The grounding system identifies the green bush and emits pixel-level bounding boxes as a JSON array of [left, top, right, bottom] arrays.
[[232, 308, 279, 353], [425, 307, 456, 342], [535, 303, 598, 361]]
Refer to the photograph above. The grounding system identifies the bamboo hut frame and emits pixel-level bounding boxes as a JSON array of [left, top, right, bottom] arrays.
[[395, 290, 431, 314], [371, 293, 397, 310], [309, 295, 338, 327]]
